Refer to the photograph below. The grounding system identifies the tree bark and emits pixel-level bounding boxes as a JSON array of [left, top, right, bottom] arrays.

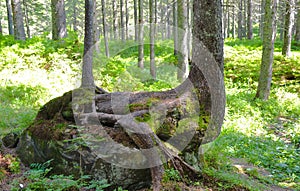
[[11, 0, 26, 40], [6, 0, 14, 35], [232, 6, 236, 38], [177, 0, 189, 81], [23, 0, 30, 38], [149, 0, 156, 79], [101, 0, 110, 57], [260, 0, 265, 38], [72, 0, 78, 31], [238, 0, 243, 39], [282, 0, 295, 57], [138, 0, 144, 69], [93, 0, 100, 53], [134, 0, 138, 41], [120, 0, 125, 42], [81, 0, 95, 88], [112, 0, 118, 40], [296, 0, 300, 41], [256, 0, 278, 100], [51, 0, 67, 40], [125, 0, 129, 40], [247, 0, 253, 39]]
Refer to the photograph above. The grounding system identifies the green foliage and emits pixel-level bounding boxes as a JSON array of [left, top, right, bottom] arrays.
[[203, 38, 300, 190], [163, 168, 181, 182], [10, 160, 110, 191], [0, 34, 299, 190]]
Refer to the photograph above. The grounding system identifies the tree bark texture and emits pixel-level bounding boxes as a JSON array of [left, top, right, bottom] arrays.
[[282, 0, 295, 57], [138, 0, 144, 69], [6, 0, 14, 35], [177, 0, 189, 81], [51, 0, 67, 40], [81, 0, 95, 88], [256, 0, 278, 100], [101, 0, 110, 57], [295, 0, 300, 41], [11, 0, 26, 40], [23, 0, 30, 38], [247, 0, 253, 39], [120, 0, 125, 42], [149, 0, 156, 79], [295, 0, 300, 42]]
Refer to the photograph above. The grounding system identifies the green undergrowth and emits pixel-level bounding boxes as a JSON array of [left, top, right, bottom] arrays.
[[0, 35, 299, 190], [202, 38, 300, 190]]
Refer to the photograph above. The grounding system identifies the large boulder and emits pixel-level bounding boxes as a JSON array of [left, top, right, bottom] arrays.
[[16, 91, 151, 190]]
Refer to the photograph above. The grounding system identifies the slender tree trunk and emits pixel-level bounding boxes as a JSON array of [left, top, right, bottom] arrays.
[[0, 16, 2, 35], [247, 0, 253, 39], [173, 0, 178, 55], [282, 0, 295, 57], [260, 0, 265, 38], [23, 0, 30, 38], [177, 0, 189, 81], [125, 0, 129, 40], [227, 5, 231, 38], [6, 0, 14, 35], [82, 0, 95, 88], [232, 6, 236, 38], [51, 0, 67, 40], [159, 0, 164, 39], [166, 2, 171, 39], [93, 0, 100, 53], [256, 0, 278, 100], [102, 0, 110, 57], [296, 0, 300, 41], [73, 0, 78, 31], [243, 0, 247, 38], [279, 0, 285, 41], [138, 0, 144, 69], [112, 0, 118, 39], [150, 0, 156, 79], [11, 0, 26, 40], [238, 0, 243, 39], [120, 0, 125, 42], [134, 0, 138, 41]]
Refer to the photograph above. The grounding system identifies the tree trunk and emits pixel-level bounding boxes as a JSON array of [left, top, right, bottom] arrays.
[[247, 0, 253, 39], [120, 0, 125, 42], [81, 0, 95, 88], [125, 0, 129, 40], [6, 0, 14, 35], [173, 0, 178, 55], [93, 0, 100, 53], [112, 0, 118, 40], [177, 0, 189, 81], [73, 0, 78, 31], [227, 5, 231, 38], [149, 0, 156, 79], [278, 0, 285, 41], [296, 0, 300, 41], [232, 6, 236, 38], [166, 2, 171, 39], [238, 0, 243, 39], [11, 0, 26, 40], [256, 0, 278, 100], [101, 0, 110, 57], [134, 0, 138, 41], [260, 0, 265, 38], [282, 0, 295, 57], [0, 16, 2, 35], [51, 0, 67, 40], [23, 0, 30, 38], [138, 0, 144, 69]]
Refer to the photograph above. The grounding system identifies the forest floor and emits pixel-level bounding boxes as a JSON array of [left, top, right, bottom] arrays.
[[0, 35, 299, 190]]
